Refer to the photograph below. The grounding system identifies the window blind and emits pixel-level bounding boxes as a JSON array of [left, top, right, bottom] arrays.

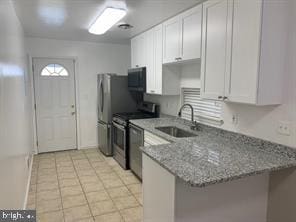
[[181, 88, 223, 126]]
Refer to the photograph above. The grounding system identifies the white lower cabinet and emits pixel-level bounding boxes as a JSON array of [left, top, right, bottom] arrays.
[[143, 131, 173, 222], [201, 0, 288, 105], [143, 152, 270, 222], [144, 131, 170, 146], [143, 154, 175, 222]]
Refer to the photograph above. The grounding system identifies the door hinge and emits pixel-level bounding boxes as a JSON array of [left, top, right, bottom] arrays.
[[36, 140, 38, 147], [34, 104, 37, 110]]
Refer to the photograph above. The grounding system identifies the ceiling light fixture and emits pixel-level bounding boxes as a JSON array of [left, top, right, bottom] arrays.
[[89, 7, 127, 35]]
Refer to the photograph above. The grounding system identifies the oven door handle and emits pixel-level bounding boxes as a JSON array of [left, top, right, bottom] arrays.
[[112, 121, 126, 131]]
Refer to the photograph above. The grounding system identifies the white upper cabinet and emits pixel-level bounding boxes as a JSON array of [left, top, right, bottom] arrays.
[[153, 25, 164, 94], [163, 5, 202, 64], [181, 5, 203, 61], [226, 0, 262, 104], [146, 28, 156, 94], [131, 37, 138, 68], [146, 24, 179, 95], [131, 33, 146, 68], [201, 0, 232, 100], [201, 0, 288, 105], [163, 15, 182, 64], [131, 24, 180, 95]]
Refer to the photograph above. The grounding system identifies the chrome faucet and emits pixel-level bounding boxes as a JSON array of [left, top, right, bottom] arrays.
[[178, 104, 199, 131]]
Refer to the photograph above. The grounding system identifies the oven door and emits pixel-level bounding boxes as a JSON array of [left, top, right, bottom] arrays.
[[112, 121, 127, 157]]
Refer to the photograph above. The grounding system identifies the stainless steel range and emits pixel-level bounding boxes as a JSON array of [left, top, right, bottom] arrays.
[[112, 102, 159, 170]]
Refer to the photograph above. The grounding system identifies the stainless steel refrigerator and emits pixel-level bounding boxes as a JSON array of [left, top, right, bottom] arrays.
[[97, 74, 137, 156]]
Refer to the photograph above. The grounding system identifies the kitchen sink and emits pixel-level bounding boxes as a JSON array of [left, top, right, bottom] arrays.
[[155, 126, 197, 138]]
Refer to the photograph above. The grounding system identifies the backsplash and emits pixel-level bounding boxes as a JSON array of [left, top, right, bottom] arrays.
[[144, 94, 180, 117]]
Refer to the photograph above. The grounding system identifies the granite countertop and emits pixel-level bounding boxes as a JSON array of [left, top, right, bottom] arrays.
[[130, 117, 296, 187]]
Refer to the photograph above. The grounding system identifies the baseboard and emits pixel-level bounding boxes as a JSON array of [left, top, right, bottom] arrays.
[[23, 154, 34, 210], [79, 145, 98, 150]]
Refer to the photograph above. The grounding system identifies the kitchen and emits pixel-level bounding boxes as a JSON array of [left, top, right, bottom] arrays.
[[0, 0, 296, 222]]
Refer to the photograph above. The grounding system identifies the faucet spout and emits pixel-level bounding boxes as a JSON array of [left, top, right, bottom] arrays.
[[178, 103, 194, 122], [178, 103, 199, 131]]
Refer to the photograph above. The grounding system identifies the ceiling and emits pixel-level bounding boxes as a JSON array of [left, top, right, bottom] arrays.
[[13, 0, 202, 44]]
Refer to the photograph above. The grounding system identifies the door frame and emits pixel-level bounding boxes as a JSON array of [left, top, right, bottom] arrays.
[[29, 56, 81, 154]]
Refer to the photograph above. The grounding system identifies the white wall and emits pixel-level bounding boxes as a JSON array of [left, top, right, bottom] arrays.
[[0, 0, 34, 208], [25, 37, 130, 149], [146, 1, 296, 148]]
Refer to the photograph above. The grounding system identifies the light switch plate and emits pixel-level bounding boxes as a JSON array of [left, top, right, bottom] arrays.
[[277, 121, 291, 136]]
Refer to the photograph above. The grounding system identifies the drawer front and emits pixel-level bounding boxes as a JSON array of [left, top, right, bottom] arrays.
[[144, 131, 170, 145]]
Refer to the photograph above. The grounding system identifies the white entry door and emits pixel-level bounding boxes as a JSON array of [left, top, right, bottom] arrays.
[[33, 58, 77, 153]]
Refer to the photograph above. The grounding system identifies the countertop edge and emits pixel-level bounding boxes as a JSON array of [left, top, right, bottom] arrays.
[[141, 147, 296, 187]]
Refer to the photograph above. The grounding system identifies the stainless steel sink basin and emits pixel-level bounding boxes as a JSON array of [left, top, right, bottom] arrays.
[[155, 126, 197, 138]]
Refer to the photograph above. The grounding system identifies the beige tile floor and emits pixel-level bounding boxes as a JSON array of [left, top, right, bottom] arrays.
[[27, 148, 143, 222]]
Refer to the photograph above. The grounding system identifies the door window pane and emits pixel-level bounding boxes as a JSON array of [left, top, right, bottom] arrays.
[[41, 64, 68, 76]]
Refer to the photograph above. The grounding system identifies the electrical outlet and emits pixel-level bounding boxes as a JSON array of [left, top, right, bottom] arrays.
[[277, 121, 291, 136], [232, 114, 239, 125]]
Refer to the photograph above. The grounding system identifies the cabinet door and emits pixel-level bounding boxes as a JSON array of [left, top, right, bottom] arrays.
[[181, 5, 203, 60], [146, 29, 155, 94], [163, 15, 182, 64], [201, 0, 233, 100], [154, 24, 163, 94], [225, 0, 262, 104], [137, 33, 147, 67], [131, 36, 139, 68], [143, 154, 175, 222]]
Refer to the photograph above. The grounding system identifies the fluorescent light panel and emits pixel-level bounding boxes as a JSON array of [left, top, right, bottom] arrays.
[[89, 7, 127, 35]]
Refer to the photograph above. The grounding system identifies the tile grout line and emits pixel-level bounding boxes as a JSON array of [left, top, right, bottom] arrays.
[[100, 156, 142, 221], [110, 160, 143, 221], [69, 151, 96, 221], [88, 152, 124, 221], [34, 154, 62, 217], [91, 154, 129, 221], [111, 163, 143, 207], [54, 152, 66, 222]]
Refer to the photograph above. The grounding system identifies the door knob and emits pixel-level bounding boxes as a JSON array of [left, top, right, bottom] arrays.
[[71, 105, 75, 108], [71, 112, 76, 115], [218, 96, 223, 99]]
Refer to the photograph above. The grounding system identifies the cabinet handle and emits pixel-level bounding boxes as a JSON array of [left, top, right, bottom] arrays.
[[218, 96, 223, 99], [150, 90, 155, 93], [175, 57, 182, 61], [223, 96, 228, 100], [136, 65, 139, 68]]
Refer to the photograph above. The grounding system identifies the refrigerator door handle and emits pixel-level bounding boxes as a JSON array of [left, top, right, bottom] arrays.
[[112, 121, 126, 131], [100, 80, 104, 113]]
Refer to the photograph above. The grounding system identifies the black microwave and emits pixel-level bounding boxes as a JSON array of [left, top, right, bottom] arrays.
[[128, 67, 146, 92]]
